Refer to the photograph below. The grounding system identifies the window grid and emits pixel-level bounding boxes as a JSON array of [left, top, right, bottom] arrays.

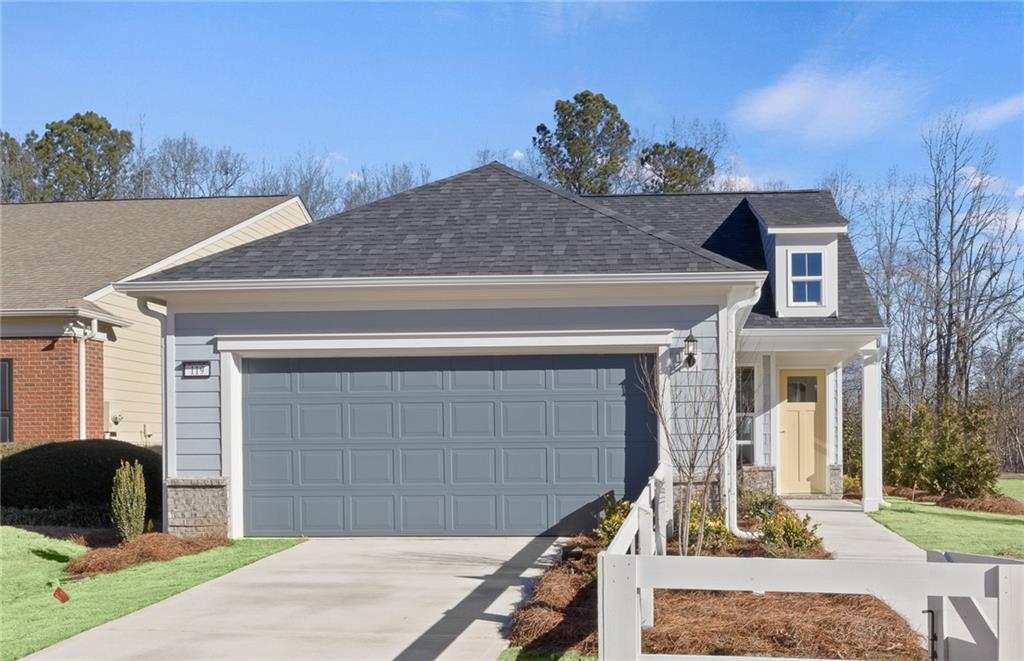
[[790, 252, 824, 305]]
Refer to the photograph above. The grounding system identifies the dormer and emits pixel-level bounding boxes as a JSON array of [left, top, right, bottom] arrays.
[[748, 194, 848, 319]]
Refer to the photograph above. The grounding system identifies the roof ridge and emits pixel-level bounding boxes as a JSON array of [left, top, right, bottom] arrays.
[[486, 162, 754, 272], [1, 194, 292, 206], [586, 189, 829, 198]]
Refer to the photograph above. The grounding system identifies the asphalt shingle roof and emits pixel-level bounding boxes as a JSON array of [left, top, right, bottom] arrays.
[[590, 192, 881, 329], [0, 196, 291, 312], [136, 163, 753, 281]]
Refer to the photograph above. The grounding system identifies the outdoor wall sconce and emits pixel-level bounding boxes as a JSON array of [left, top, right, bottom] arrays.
[[682, 332, 698, 368]]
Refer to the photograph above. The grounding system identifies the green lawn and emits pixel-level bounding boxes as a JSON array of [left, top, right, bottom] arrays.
[[0, 527, 298, 661], [998, 477, 1024, 503], [869, 497, 1024, 558], [498, 647, 596, 661]]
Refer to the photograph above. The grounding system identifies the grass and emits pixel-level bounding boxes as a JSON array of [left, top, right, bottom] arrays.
[[870, 497, 1024, 558], [0, 526, 298, 661], [498, 647, 596, 661], [998, 477, 1024, 503]]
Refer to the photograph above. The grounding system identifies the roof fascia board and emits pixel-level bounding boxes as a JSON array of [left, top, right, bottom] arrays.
[[115, 271, 770, 294], [0, 307, 130, 327], [84, 196, 310, 302], [741, 326, 885, 337], [765, 225, 848, 235]]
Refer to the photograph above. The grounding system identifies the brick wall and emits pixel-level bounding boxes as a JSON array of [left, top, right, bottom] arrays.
[[0, 336, 104, 442]]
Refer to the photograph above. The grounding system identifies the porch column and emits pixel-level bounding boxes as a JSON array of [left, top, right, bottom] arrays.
[[861, 348, 883, 512]]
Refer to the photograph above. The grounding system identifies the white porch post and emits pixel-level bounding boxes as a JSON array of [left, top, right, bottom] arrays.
[[861, 348, 883, 512]]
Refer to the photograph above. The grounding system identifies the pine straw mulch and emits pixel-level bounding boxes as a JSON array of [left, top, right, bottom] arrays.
[[937, 494, 1024, 516], [508, 535, 925, 660], [66, 533, 229, 576]]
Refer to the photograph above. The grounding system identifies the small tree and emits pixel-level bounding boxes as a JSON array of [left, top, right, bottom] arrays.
[[111, 460, 147, 542], [927, 402, 999, 498], [638, 353, 737, 556]]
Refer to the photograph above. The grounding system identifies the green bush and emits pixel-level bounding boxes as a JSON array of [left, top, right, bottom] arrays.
[[1, 440, 161, 523], [842, 413, 862, 480], [758, 508, 822, 556], [883, 403, 932, 489], [740, 490, 782, 520], [927, 403, 998, 498], [843, 474, 862, 495], [1, 503, 111, 527], [111, 460, 147, 541], [687, 499, 734, 553], [593, 493, 631, 541]]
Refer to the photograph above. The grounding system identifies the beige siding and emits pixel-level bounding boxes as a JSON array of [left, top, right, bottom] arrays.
[[98, 199, 309, 447]]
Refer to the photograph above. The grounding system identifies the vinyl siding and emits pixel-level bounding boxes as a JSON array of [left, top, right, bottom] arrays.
[[98, 199, 309, 448], [172, 305, 721, 477]]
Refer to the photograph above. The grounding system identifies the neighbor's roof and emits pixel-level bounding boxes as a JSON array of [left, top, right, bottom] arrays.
[[133, 163, 754, 282], [0, 196, 291, 314], [590, 192, 881, 329]]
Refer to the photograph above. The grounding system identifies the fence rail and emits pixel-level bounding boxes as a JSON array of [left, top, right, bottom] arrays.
[[596, 467, 1024, 661]]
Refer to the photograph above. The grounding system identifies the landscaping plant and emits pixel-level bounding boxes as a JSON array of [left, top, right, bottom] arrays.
[[111, 460, 146, 542], [926, 403, 999, 498], [740, 490, 782, 520], [758, 508, 822, 557], [593, 494, 631, 541], [686, 499, 733, 553]]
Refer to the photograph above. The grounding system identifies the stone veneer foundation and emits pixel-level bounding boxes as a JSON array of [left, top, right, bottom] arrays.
[[166, 477, 229, 537], [738, 465, 776, 494], [828, 464, 844, 498]]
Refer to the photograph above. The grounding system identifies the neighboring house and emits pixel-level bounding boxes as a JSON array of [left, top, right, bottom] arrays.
[[115, 163, 885, 539], [0, 196, 312, 446]]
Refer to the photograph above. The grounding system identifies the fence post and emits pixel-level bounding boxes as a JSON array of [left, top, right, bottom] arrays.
[[998, 564, 1024, 660], [638, 504, 654, 627], [598, 553, 639, 661]]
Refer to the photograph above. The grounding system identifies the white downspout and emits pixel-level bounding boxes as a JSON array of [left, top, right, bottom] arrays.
[[136, 298, 170, 532], [78, 318, 98, 438], [725, 284, 762, 541]]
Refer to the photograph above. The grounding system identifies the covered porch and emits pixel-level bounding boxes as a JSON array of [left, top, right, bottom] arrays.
[[737, 327, 885, 512]]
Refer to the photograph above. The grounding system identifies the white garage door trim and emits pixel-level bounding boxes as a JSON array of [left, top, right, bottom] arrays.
[[218, 330, 674, 538]]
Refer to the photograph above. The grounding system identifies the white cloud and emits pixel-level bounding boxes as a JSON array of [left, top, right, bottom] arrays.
[[344, 171, 363, 183], [733, 64, 917, 147], [1014, 185, 1024, 198], [511, 149, 525, 161], [965, 94, 1024, 132]]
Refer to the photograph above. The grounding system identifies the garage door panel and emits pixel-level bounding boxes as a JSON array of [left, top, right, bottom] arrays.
[[243, 354, 656, 536]]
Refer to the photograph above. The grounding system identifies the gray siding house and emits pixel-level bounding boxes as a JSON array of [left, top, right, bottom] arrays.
[[115, 163, 885, 538]]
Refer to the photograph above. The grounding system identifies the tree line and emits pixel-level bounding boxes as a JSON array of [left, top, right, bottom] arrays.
[[3, 95, 1021, 476]]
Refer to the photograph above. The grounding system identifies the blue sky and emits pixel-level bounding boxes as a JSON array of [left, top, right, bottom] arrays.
[[3, 2, 1022, 193]]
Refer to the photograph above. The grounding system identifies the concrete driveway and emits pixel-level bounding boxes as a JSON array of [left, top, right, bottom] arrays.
[[32, 536, 559, 661]]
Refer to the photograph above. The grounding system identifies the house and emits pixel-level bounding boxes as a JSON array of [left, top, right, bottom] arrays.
[[0, 196, 312, 446], [113, 163, 885, 538]]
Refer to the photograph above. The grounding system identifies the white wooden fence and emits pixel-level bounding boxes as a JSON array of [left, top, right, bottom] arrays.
[[596, 467, 1024, 661]]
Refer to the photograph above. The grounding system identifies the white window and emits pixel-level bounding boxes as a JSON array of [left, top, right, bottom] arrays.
[[790, 252, 823, 305], [736, 366, 755, 466]]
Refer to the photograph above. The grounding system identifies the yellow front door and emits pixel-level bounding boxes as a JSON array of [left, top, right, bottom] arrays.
[[779, 370, 826, 494]]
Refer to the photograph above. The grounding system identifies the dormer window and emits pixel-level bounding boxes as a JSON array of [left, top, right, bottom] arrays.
[[790, 252, 823, 305]]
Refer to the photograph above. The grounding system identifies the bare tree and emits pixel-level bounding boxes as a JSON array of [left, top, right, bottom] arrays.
[[341, 162, 431, 211], [149, 134, 249, 197], [245, 152, 345, 219], [638, 353, 738, 556]]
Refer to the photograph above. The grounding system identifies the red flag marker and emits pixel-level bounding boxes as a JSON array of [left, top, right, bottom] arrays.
[[53, 587, 69, 603]]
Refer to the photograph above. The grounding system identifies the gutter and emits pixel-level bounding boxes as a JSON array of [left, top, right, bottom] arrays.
[[113, 271, 770, 294], [0, 307, 130, 327]]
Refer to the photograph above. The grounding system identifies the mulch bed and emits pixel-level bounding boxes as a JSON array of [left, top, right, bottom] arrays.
[[508, 535, 925, 660], [937, 494, 1024, 516], [67, 533, 229, 576]]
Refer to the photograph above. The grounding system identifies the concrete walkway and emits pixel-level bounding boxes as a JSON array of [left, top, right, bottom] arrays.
[[31, 536, 559, 661], [786, 499, 926, 562]]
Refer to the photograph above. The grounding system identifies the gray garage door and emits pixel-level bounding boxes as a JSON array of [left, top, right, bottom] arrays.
[[242, 355, 656, 536]]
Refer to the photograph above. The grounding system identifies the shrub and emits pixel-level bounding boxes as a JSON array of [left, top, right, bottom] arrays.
[[926, 403, 998, 498], [758, 508, 822, 556], [1, 440, 161, 523], [740, 490, 782, 520], [883, 403, 931, 489], [593, 493, 631, 541], [688, 499, 734, 553], [843, 474, 862, 495], [111, 460, 147, 541], [842, 413, 862, 480]]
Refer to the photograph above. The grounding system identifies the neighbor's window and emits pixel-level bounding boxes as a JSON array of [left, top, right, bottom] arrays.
[[790, 252, 823, 305], [736, 366, 755, 466]]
